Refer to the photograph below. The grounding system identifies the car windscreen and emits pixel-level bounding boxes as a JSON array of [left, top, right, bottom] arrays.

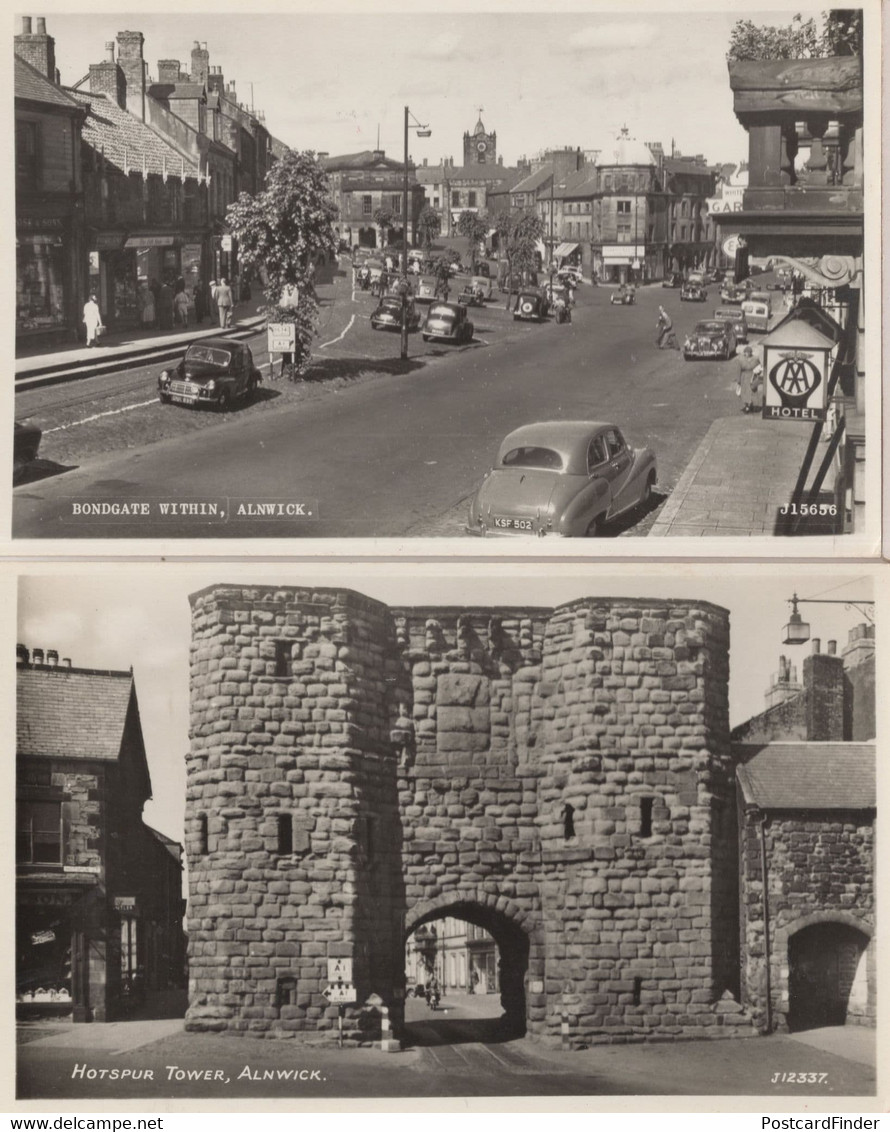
[[714, 310, 738, 320], [185, 345, 232, 367], [428, 304, 455, 318], [695, 323, 725, 333], [500, 446, 564, 471], [379, 299, 400, 310]]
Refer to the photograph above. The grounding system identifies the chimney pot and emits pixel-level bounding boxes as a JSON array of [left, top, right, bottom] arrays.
[[47, 649, 59, 667], [106, 40, 115, 61], [32, 648, 45, 665], [811, 638, 821, 654], [36, 17, 47, 34], [16, 644, 29, 666], [827, 640, 837, 655], [61, 657, 71, 668], [22, 17, 32, 33]]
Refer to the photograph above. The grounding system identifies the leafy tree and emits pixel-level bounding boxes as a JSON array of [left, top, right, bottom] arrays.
[[727, 10, 861, 61], [456, 209, 489, 272], [226, 149, 337, 373], [373, 207, 395, 249], [495, 210, 545, 288], [416, 205, 441, 260]]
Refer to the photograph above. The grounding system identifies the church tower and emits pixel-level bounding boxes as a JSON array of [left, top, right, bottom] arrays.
[[463, 109, 496, 165]]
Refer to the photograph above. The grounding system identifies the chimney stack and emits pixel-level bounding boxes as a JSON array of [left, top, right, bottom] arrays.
[[90, 44, 127, 109], [116, 30, 146, 120], [843, 622, 875, 670], [16, 644, 29, 667], [157, 59, 183, 84], [14, 15, 57, 82], [190, 39, 210, 85], [803, 640, 845, 741]]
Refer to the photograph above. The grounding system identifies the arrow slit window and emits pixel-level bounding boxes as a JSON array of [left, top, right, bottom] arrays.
[[276, 975, 297, 1009]]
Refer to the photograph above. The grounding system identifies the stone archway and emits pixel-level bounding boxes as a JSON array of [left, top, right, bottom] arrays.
[[405, 891, 535, 1038], [788, 921, 870, 1032]]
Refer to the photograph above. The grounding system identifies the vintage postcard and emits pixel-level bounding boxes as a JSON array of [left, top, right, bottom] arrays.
[[7, 3, 881, 555], [7, 560, 885, 1109]]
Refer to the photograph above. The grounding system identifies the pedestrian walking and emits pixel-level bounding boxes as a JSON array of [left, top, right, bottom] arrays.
[[82, 293, 104, 347], [736, 346, 763, 413], [656, 306, 675, 349], [140, 284, 155, 329], [209, 280, 219, 326], [216, 277, 234, 327], [194, 277, 206, 324], [174, 287, 190, 328], [158, 281, 174, 331]]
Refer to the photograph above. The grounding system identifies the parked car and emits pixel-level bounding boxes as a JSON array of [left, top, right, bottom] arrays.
[[466, 420, 657, 538], [683, 319, 736, 361], [662, 272, 682, 288], [557, 266, 583, 286], [475, 261, 492, 278], [421, 301, 474, 344], [370, 296, 420, 332], [680, 281, 708, 302], [741, 293, 771, 333], [720, 281, 747, 304], [158, 338, 262, 410], [470, 275, 493, 302], [713, 306, 749, 344], [609, 287, 636, 305], [13, 421, 42, 484], [513, 290, 548, 322]]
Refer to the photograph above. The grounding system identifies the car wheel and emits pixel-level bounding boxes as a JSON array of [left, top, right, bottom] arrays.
[[159, 392, 171, 404], [683, 352, 691, 360], [247, 375, 258, 400], [422, 334, 430, 342], [585, 514, 606, 538], [216, 389, 231, 413], [640, 472, 656, 507]]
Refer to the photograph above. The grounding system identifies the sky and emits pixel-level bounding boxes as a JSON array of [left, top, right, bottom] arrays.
[[35, 7, 817, 171], [16, 564, 879, 847]]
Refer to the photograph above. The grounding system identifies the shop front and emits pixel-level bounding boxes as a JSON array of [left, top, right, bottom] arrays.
[[16, 882, 97, 1021], [598, 243, 650, 284], [16, 214, 80, 344], [91, 231, 207, 328]]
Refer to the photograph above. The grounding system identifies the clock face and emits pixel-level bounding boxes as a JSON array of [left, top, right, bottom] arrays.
[[477, 141, 487, 152]]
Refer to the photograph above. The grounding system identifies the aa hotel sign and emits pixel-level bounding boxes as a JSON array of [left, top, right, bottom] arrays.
[[761, 322, 833, 423]]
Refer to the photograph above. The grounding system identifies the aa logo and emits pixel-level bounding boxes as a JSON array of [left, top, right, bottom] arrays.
[[769, 350, 822, 410]]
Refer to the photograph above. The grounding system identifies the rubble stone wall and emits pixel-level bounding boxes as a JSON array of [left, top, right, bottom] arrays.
[[187, 586, 754, 1044]]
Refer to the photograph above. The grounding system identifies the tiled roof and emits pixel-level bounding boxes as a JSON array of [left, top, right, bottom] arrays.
[[17, 666, 134, 762], [511, 166, 554, 194], [69, 89, 200, 179], [735, 743, 875, 810], [15, 54, 81, 110]]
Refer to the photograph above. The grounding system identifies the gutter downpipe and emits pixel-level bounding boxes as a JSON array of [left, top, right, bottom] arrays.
[[759, 811, 773, 1033]]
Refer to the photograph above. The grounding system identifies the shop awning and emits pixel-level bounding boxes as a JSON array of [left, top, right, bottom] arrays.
[[124, 235, 176, 248], [554, 242, 579, 258]]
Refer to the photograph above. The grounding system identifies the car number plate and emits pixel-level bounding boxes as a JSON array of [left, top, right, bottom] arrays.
[[494, 517, 533, 530], [171, 394, 194, 404]]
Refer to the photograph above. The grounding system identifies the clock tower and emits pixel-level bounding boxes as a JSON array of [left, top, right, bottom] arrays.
[[463, 110, 496, 165]]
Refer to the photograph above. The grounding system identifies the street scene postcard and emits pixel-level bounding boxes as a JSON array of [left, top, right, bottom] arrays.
[[9, 561, 883, 1107], [8, 5, 882, 552]]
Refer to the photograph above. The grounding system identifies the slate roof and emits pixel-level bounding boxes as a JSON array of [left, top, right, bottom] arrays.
[[17, 666, 135, 762], [146, 824, 183, 864], [511, 166, 555, 195], [69, 89, 200, 179], [323, 150, 405, 173], [148, 82, 207, 101], [735, 743, 875, 810], [553, 169, 598, 199], [15, 54, 82, 110], [415, 164, 514, 184]]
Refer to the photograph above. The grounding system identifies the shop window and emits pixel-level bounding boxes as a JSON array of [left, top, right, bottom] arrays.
[[277, 814, 293, 855], [16, 801, 62, 864], [16, 119, 40, 193], [16, 240, 66, 333], [121, 916, 138, 982]]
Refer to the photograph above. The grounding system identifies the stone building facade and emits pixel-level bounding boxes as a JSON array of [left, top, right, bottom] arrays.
[[186, 585, 755, 1046]]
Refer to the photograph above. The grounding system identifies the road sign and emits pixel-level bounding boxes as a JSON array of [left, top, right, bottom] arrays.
[[327, 958, 353, 983], [323, 983, 356, 1004], [268, 322, 296, 353], [722, 236, 741, 259], [221, 234, 233, 252]]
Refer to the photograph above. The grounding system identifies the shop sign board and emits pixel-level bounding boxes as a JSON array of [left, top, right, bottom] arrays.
[[113, 896, 137, 912], [31, 930, 56, 945], [762, 343, 830, 422]]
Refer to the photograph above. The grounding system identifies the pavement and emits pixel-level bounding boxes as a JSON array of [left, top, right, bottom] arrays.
[[647, 413, 814, 537]]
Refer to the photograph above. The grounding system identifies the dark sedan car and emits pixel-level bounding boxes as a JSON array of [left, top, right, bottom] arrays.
[[158, 338, 262, 410], [466, 420, 657, 538], [680, 282, 708, 302], [683, 319, 736, 360], [370, 296, 420, 331], [421, 301, 474, 344], [13, 421, 42, 484], [513, 290, 548, 322], [713, 306, 749, 344]]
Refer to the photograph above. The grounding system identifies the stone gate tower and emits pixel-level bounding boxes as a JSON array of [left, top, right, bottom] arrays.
[[186, 586, 753, 1045]]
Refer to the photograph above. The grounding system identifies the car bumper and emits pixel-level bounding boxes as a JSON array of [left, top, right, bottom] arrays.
[[161, 382, 220, 406], [684, 345, 726, 357]]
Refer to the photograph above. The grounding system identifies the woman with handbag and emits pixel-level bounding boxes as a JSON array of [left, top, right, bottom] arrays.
[[83, 293, 104, 347], [736, 346, 763, 413]]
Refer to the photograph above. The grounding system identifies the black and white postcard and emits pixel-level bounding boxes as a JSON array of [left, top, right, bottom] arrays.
[[9, 4, 881, 553], [9, 561, 884, 1108]]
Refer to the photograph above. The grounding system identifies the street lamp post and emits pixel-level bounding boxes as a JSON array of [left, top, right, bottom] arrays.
[[401, 106, 431, 360], [782, 592, 875, 645]]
